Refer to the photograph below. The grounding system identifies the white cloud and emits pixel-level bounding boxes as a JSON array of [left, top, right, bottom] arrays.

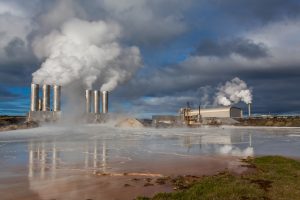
[[0, 2, 33, 63]]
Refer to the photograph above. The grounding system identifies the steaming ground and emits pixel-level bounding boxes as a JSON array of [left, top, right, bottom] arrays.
[[1, 125, 300, 199]]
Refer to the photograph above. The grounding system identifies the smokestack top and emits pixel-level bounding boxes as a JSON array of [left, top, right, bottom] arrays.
[[53, 85, 62, 112], [42, 84, 51, 111], [30, 83, 39, 112], [102, 91, 108, 114], [248, 103, 251, 118], [85, 90, 92, 113], [94, 90, 100, 114]]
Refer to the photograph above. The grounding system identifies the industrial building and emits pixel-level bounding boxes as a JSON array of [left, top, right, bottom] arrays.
[[179, 106, 243, 126], [152, 106, 244, 127], [28, 83, 110, 122], [182, 107, 243, 119]]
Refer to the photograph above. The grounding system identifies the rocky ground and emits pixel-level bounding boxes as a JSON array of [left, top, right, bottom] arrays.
[[0, 116, 38, 131]]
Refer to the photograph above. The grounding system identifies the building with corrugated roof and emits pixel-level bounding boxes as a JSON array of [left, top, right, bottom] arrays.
[[183, 107, 242, 119]]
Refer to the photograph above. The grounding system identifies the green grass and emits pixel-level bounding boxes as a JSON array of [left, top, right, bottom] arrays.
[[137, 156, 300, 200]]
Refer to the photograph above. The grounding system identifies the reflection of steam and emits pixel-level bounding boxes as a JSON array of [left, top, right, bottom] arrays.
[[181, 133, 254, 157], [219, 145, 254, 157]]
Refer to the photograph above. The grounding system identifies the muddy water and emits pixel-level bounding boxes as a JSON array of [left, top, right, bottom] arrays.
[[0, 125, 300, 200]]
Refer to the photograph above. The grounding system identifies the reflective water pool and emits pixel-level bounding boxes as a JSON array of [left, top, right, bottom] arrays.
[[0, 125, 300, 199]]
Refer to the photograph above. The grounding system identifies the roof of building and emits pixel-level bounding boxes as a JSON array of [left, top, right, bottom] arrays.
[[187, 106, 241, 114]]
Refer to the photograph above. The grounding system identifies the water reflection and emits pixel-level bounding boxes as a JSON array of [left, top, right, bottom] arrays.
[[27, 140, 108, 179], [181, 133, 253, 157], [27, 132, 254, 179], [2, 126, 300, 200]]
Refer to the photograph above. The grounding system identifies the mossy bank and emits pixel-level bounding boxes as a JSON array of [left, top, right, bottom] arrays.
[[137, 156, 300, 200]]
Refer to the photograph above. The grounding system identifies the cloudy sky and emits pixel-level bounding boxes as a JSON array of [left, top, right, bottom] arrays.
[[0, 0, 300, 117]]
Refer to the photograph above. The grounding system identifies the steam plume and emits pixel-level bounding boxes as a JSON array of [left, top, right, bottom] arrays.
[[214, 77, 252, 106], [32, 18, 141, 91]]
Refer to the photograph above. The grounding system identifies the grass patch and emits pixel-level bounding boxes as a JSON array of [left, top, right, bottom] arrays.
[[136, 156, 300, 200]]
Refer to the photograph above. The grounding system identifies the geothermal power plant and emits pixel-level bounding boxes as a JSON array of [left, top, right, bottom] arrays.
[[28, 83, 109, 122], [27, 82, 252, 126]]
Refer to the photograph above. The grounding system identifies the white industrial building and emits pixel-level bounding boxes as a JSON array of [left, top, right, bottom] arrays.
[[152, 106, 243, 126], [185, 107, 243, 119]]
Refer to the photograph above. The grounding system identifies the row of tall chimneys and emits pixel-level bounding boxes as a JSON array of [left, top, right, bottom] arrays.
[[85, 90, 109, 114], [30, 83, 61, 112]]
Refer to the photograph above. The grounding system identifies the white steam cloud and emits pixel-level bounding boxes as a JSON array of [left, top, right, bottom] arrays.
[[32, 18, 142, 91], [214, 77, 252, 106]]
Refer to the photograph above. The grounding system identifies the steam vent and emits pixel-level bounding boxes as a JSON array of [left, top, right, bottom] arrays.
[[28, 83, 62, 122], [27, 83, 110, 123], [85, 89, 109, 123]]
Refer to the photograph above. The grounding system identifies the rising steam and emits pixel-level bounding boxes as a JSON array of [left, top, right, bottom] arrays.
[[214, 77, 252, 106], [32, 18, 142, 91]]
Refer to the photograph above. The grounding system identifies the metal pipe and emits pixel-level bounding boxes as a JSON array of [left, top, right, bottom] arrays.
[[30, 83, 39, 111], [85, 90, 92, 113], [248, 103, 251, 118], [42, 84, 51, 111], [38, 99, 42, 111], [102, 91, 108, 114], [53, 85, 61, 112], [94, 90, 100, 114]]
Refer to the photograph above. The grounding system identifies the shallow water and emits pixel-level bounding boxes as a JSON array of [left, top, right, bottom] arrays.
[[0, 125, 300, 199]]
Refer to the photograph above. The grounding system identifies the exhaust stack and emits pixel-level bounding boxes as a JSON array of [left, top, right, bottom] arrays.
[[42, 84, 50, 111], [38, 99, 42, 111], [102, 91, 108, 114], [30, 83, 39, 111], [85, 90, 92, 113], [53, 85, 61, 112], [94, 90, 100, 114], [248, 103, 251, 118]]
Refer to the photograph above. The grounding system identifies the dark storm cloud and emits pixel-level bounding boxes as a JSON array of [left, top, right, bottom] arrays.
[[212, 0, 300, 24], [81, 0, 190, 45], [194, 38, 269, 59], [0, 60, 39, 86], [248, 77, 300, 114], [5, 37, 27, 57]]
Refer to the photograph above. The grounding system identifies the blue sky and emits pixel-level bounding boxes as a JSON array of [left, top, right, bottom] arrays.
[[0, 0, 300, 117]]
